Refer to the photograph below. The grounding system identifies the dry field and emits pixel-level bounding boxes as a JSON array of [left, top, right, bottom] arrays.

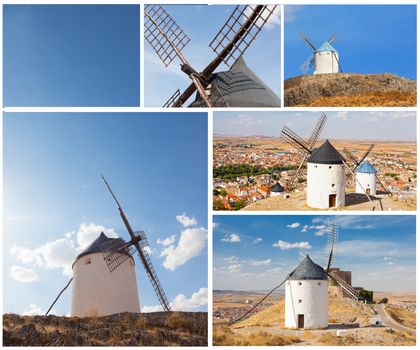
[[213, 290, 416, 346]]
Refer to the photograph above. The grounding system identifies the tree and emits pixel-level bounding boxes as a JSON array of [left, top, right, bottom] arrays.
[[379, 297, 388, 304], [213, 199, 225, 211], [233, 199, 247, 211]]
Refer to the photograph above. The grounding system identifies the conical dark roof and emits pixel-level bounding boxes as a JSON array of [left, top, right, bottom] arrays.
[[289, 255, 328, 280], [270, 181, 284, 193], [189, 56, 281, 107], [73, 232, 132, 265], [308, 140, 344, 165]]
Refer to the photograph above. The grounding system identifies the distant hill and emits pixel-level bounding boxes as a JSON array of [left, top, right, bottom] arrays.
[[284, 73, 416, 107], [3, 311, 207, 346]]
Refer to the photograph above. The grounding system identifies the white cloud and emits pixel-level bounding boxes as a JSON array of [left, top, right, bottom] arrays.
[[142, 287, 207, 313], [273, 240, 311, 250], [224, 256, 239, 263], [10, 245, 44, 267], [161, 227, 207, 271], [221, 233, 241, 243], [284, 5, 303, 23], [10, 265, 39, 283], [10, 223, 118, 277], [287, 222, 300, 229], [228, 264, 242, 273], [171, 288, 207, 311], [22, 304, 43, 316], [212, 222, 219, 229], [176, 213, 198, 227], [301, 225, 309, 232], [76, 223, 118, 250], [157, 234, 176, 246], [250, 259, 271, 266], [253, 237, 262, 244]]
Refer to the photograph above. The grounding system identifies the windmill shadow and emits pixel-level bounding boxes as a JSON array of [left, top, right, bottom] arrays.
[[345, 192, 378, 206]]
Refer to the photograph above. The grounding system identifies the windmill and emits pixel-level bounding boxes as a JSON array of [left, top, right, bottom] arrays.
[[100, 175, 171, 312], [145, 5, 280, 107], [280, 112, 327, 192], [229, 222, 360, 328], [342, 146, 392, 197], [46, 176, 171, 317], [299, 31, 341, 75]]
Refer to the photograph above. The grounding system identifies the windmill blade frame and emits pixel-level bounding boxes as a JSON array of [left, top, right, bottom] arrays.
[[307, 112, 327, 150], [144, 5, 191, 67], [171, 5, 277, 107], [299, 31, 317, 51], [300, 54, 314, 74], [328, 271, 360, 301], [101, 175, 172, 312], [209, 5, 277, 68], [327, 33, 337, 45]]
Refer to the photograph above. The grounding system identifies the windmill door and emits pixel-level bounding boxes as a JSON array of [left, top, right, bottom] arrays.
[[366, 189, 371, 195], [298, 314, 304, 328], [329, 194, 336, 207]]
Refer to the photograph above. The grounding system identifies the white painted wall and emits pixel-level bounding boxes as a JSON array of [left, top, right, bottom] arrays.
[[270, 191, 281, 197], [285, 279, 328, 329], [356, 172, 377, 196], [314, 51, 339, 74], [71, 253, 140, 317], [307, 163, 345, 209]]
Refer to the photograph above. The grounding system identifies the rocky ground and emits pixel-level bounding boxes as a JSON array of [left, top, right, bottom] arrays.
[[284, 73, 416, 107], [242, 190, 416, 211], [3, 311, 207, 346]]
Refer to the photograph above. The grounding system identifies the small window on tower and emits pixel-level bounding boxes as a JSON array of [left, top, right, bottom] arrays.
[[329, 166, 332, 169], [85, 258, 91, 265], [318, 282, 322, 286], [332, 184, 335, 187], [315, 165, 317, 168], [298, 299, 302, 303], [298, 282, 302, 286]]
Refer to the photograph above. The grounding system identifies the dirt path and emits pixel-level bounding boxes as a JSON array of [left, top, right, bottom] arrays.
[[374, 304, 415, 335]]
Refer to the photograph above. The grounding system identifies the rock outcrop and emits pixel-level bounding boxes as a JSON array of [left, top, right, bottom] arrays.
[[284, 73, 416, 107]]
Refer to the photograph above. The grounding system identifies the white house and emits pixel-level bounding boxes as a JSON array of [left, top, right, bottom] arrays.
[[307, 140, 345, 209], [71, 232, 140, 317], [285, 255, 328, 329]]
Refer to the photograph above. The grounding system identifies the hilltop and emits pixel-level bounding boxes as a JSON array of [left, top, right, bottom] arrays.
[[213, 289, 416, 346], [284, 73, 416, 107], [3, 311, 207, 346]]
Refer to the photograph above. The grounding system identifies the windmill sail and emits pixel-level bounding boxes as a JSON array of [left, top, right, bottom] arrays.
[[145, 5, 277, 107], [101, 176, 172, 312], [328, 271, 359, 301]]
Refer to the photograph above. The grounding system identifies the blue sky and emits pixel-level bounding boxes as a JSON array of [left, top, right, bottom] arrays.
[[4, 112, 208, 315], [214, 111, 416, 141], [213, 215, 416, 292], [4, 5, 140, 106], [144, 5, 281, 107], [284, 5, 416, 79]]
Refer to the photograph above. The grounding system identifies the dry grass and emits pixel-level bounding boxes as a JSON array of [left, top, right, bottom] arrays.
[[3, 312, 208, 346], [382, 329, 416, 346], [386, 306, 416, 330], [317, 333, 357, 345], [213, 327, 301, 346], [306, 91, 416, 107], [233, 301, 284, 328]]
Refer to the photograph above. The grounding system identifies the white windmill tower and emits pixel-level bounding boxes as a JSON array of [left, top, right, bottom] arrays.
[[280, 113, 346, 209], [284, 255, 328, 329], [71, 233, 141, 317], [342, 146, 392, 198], [355, 161, 378, 196], [300, 32, 340, 75]]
